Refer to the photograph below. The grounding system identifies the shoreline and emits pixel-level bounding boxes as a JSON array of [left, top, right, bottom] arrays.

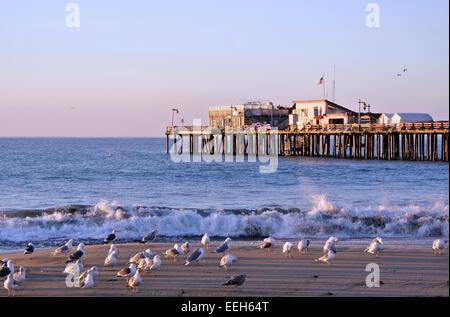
[[0, 242, 448, 297]]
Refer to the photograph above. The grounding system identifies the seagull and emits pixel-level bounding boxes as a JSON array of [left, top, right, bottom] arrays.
[[63, 260, 83, 274], [165, 247, 181, 262], [219, 254, 238, 271], [3, 274, 19, 296], [185, 248, 205, 266], [129, 252, 149, 264], [147, 255, 161, 272], [13, 267, 26, 284], [212, 237, 231, 254], [297, 239, 310, 254], [24, 243, 34, 259], [140, 230, 157, 244], [223, 275, 246, 287], [80, 268, 95, 289], [0, 260, 13, 279], [315, 250, 335, 265], [0, 258, 9, 267], [127, 269, 142, 292], [103, 230, 118, 244], [282, 242, 293, 257], [323, 237, 338, 253], [432, 239, 448, 255], [107, 244, 118, 257], [54, 239, 73, 256], [364, 237, 384, 256], [104, 251, 118, 267], [259, 237, 275, 252], [66, 243, 85, 263], [117, 263, 137, 282], [201, 233, 210, 249], [181, 242, 192, 254], [80, 266, 98, 284]]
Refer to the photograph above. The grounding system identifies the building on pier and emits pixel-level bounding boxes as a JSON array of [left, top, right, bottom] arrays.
[[289, 99, 357, 128], [208, 101, 290, 129]]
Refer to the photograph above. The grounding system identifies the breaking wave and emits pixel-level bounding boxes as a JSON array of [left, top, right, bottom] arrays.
[[0, 196, 448, 249]]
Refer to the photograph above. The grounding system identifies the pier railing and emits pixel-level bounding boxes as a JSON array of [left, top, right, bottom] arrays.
[[165, 121, 449, 161]]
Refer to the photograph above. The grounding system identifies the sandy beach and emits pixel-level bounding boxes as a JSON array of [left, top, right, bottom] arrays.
[[0, 242, 448, 297]]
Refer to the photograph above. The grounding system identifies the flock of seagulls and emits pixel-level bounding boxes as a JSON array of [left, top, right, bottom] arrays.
[[1, 232, 448, 296]]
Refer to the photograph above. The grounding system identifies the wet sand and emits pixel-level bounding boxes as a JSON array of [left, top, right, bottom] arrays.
[[1, 242, 448, 297]]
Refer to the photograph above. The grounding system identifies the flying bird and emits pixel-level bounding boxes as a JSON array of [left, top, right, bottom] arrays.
[[66, 243, 85, 263], [185, 248, 205, 266], [103, 230, 118, 244], [259, 237, 275, 252], [212, 237, 231, 254], [140, 230, 157, 244], [297, 239, 310, 254], [201, 233, 210, 249], [223, 275, 246, 287], [219, 254, 238, 271]]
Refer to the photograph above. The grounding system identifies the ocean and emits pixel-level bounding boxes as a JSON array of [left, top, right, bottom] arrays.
[[0, 137, 448, 251]]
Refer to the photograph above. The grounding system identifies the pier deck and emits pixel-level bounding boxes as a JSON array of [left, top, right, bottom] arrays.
[[165, 122, 449, 162]]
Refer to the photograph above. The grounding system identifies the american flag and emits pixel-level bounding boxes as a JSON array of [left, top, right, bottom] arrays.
[[318, 76, 324, 85]]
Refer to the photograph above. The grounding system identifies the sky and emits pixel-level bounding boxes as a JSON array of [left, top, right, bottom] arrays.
[[0, 0, 448, 137]]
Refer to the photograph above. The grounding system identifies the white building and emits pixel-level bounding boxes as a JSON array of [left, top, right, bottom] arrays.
[[391, 113, 433, 124], [378, 113, 394, 124], [289, 99, 356, 127]]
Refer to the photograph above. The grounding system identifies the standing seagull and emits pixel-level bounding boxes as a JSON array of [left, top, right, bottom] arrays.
[[201, 233, 210, 250], [315, 250, 335, 265], [185, 248, 205, 266], [107, 244, 119, 257], [117, 263, 137, 282], [104, 251, 118, 267], [103, 230, 118, 244], [54, 239, 73, 256], [219, 254, 238, 271], [13, 267, 26, 284], [0, 262, 12, 279], [165, 247, 181, 262], [297, 239, 310, 254], [66, 243, 85, 263], [80, 268, 95, 289], [24, 243, 34, 259], [3, 274, 19, 296], [432, 239, 448, 255], [323, 237, 338, 253], [147, 255, 161, 272], [259, 237, 275, 252], [223, 275, 246, 287], [282, 242, 293, 257], [212, 237, 231, 254], [140, 230, 157, 244], [181, 242, 192, 254], [128, 269, 142, 292], [365, 237, 384, 256]]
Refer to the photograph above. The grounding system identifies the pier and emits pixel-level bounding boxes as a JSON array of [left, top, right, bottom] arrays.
[[165, 122, 449, 162]]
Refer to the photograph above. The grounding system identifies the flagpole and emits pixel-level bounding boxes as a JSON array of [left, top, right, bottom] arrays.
[[333, 64, 336, 102]]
